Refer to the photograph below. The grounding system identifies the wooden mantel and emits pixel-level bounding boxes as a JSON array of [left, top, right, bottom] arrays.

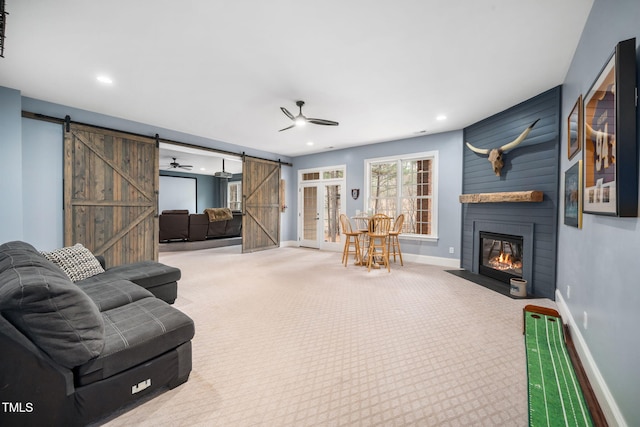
[[459, 190, 544, 204]]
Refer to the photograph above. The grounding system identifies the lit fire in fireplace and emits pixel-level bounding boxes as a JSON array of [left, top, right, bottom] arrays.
[[488, 251, 522, 271]]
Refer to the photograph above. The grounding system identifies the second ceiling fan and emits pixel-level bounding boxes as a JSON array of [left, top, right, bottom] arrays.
[[279, 100, 339, 132]]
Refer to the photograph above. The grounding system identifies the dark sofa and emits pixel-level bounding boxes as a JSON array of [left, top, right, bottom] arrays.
[[0, 241, 194, 426], [188, 211, 242, 241], [159, 209, 242, 243], [159, 209, 190, 242]]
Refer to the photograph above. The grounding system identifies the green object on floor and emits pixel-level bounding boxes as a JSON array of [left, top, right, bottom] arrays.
[[524, 310, 593, 427]]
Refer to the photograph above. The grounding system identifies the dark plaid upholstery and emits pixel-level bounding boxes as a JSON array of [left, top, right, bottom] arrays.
[[105, 261, 181, 289], [0, 241, 105, 368], [75, 297, 195, 386], [75, 275, 154, 312]]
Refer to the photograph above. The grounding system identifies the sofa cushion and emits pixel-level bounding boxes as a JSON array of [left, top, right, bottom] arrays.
[[41, 243, 105, 282], [0, 241, 105, 368], [105, 260, 181, 289], [75, 296, 195, 385], [75, 275, 154, 312]]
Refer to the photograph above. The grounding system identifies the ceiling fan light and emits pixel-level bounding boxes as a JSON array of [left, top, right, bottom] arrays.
[[295, 117, 306, 126]]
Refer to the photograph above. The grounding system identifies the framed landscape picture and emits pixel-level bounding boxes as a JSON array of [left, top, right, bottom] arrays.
[[567, 96, 582, 160], [564, 161, 582, 228], [583, 38, 637, 217]]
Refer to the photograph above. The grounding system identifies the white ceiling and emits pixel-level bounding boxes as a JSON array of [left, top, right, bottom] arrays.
[[2, 1, 593, 158]]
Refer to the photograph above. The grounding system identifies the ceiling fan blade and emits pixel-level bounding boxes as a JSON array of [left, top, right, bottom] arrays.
[[308, 118, 339, 126], [279, 124, 296, 132], [280, 107, 295, 121]]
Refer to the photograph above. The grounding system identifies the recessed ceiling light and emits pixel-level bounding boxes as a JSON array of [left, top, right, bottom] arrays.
[[436, 115, 447, 121], [200, 167, 206, 171], [96, 75, 113, 85], [306, 141, 314, 146]]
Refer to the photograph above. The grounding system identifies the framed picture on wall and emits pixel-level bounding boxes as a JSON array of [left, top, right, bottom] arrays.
[[564, 160, 582, 228], [567, 95, 582, 160], [582, 37, 637, 217]]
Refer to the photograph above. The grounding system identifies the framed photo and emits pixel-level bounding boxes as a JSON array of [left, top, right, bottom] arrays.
[[564, 160, 582, 228], [583, 38, 637, 217], [567, 96, 582, 160]]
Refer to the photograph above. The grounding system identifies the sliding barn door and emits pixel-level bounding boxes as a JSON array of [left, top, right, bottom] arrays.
[[64, 123, 159, 266], [242, 157, 281, 253]]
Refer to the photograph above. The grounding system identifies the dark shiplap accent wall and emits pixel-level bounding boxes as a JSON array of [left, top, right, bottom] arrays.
[[461, 86, 561, 299]]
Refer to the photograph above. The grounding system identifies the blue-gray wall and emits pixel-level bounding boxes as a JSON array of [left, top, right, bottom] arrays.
[[21, 119, 64, 250], [290, 130, 463, 260], [0, 87, 23, 242], [461, 87, 561, 299], [558, 0, 640, 424]]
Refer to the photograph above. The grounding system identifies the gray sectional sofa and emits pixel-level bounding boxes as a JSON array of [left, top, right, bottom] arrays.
[[0, 241, 195, 426]]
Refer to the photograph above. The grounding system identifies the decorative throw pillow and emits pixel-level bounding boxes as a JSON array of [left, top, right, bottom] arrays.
[[41, 243, 105, 282]]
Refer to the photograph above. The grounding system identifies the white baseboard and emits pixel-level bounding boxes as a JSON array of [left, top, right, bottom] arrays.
[[282, 241, 460, 268], [555, 291, 627, 427], [279, 240, 299, 248], [402, 253, 460, 268]]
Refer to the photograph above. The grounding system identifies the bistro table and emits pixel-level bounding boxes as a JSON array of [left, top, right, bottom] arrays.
[[350, 214, 392, 269]]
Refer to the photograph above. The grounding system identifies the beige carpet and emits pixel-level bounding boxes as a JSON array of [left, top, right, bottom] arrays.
[[104, 246, 556, 426]]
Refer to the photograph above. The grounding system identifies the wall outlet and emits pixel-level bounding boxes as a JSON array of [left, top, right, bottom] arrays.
[[449, 247, 454, 254], [583, 311, 588, 330], [567, 286, 571, 299]]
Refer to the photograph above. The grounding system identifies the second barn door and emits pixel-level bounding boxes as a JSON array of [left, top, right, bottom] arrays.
[[242, 157, 281, 253]]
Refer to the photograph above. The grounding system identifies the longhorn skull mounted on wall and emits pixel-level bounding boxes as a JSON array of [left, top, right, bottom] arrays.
[[465, 119, 540, 176]]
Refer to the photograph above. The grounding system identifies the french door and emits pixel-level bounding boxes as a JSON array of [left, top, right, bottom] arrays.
[[298, 167, 345, 250]]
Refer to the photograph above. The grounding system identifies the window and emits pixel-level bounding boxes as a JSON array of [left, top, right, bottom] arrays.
[[365, 151, 438, 239], [302, 172, 320, 181], [227, 181, 242, 211]]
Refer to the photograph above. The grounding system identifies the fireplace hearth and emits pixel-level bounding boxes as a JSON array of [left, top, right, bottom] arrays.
[[479, 231, 523, 283]]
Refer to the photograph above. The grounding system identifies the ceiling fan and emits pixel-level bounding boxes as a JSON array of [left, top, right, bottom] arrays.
[[279, 100, 339, 132], [165, 157, 193, 170]]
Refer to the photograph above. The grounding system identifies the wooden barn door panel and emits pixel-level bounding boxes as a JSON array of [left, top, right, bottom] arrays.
[[242, 157, 281, 253], [64, 124, 158, 266]]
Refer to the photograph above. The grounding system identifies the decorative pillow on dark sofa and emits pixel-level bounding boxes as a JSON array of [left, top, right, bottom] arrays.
[[0, 241, 105, 368], [41, 243, 105, 282]]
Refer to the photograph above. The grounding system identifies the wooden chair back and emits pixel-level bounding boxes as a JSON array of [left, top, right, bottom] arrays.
[[368, 214, 391, 235], [339, 213, 354, 234], [392, 214, 405, 234]]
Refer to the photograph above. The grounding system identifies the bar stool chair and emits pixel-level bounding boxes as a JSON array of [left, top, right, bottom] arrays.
[[388, 214, 404, 265], [367, 214, 391, 272], [339, 214, 362, 267], [352, 215, 370, 264]]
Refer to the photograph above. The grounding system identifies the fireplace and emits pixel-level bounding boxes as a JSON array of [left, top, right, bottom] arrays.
[[479, 231, 524, 284]]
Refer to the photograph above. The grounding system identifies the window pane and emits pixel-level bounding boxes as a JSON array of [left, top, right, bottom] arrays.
[[416, 197, 431, 235], [369, 161, 396, 213], [399, 158, 431, 235], [303, 186, 318, 239], [324, 184, 341, 242], [228, 182, 242, 211], [323, 170, 344, 179], [303, 172, 320, 181]]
